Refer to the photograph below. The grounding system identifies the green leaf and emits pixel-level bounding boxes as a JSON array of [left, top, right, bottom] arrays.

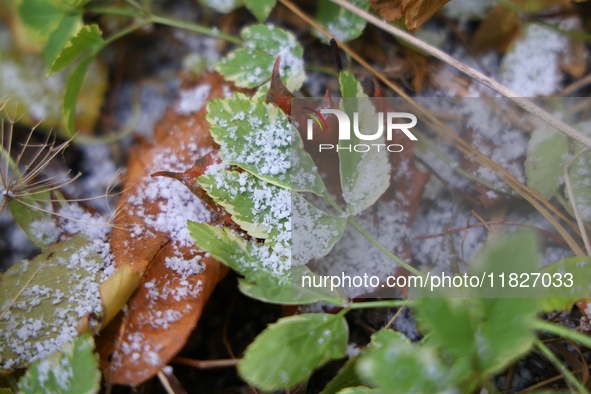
[[199, 0, 243, 13], [336, 388, 374, 394], [197, 170, 290, 241], [476, 297, 537, 376], [471, 230, 540, 298], [17, 0, 68, 45], [206, 93, 292, 188], [43, 15, 83, 67], [416, 298, 476, 360], [313, 0, 368, 43], [539, 256, 591, 311], [338, 71, 390, 216], [567, 123, 591, 222], [238, 313, 349, 391], [0, 233, 104, 370], [50, 0, 91, 7], [8, 197, 58, 249], [468, 232, 539, 374], [188, 222, 344, 304], [293, 192, 347, 265], [524, 123, 568, 200], [17, 334, 100, 394], [244, 0, 276, 22], [357, 330, 453, 393], [320, 356, 363, 394], [292, 127, 326, 195], [215, 24, 305, 91], [62, 55, 93, 135], [49, 24, 103, 75]]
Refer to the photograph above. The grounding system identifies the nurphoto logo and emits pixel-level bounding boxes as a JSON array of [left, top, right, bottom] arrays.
[[304, 107, 418, 152]]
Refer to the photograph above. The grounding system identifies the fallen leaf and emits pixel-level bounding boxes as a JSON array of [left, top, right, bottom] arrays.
[[110, 248, 225, 386], [470, 4, 521, 54], [98, 265, 141, 330], [369, 0, 451, 30], [265, 57, 295, 116], [99, 71, 241, 386]]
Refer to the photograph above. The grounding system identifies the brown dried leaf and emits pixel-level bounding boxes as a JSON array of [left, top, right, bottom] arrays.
[[369, 0, 451, 30], [110, 247, 225, 386], [470, 4, 521, 54], [265, 57, 295, 116], [98, 72, 241, 387]]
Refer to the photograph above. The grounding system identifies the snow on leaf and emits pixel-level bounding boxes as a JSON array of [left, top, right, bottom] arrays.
[[188, 222, 344, 304], [238, 313, 349, 391], [206, 93, 293, 188], [215, 24, 305, 91], [197, 170, 290, 242], [109, 246, 225, 387], [17, 334, 100, 394], [357, 330, 453, 393], [293, 192, 347, 265], [525, 123, 569, 200], [49, 24, 104, 75], [0, 233, 103, 371], [292, 125, 327, 195], [313, 0, 369, 43], [244, 0, 276, 22], [104, 72, 231, 386], [338, 71, 390, 216]]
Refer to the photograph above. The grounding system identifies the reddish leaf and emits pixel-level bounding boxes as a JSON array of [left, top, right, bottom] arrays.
[[265, 57, 296, 116], [97, 72, 245, 387]]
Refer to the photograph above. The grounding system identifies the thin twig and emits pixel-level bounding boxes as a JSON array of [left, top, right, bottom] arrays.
[[413, 220, 570, 248], [326, 0, 591, 151], [564, 148, 591, 255], [171, 357, 240, 369], [559, 73, 591, 97]]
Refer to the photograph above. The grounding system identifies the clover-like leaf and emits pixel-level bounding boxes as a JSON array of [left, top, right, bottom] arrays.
[[188, 222, 344, 304], [525, 123, 568, 200], [313, 0, 369, 43], [49, 24, 104, 75], [17, 334, 100, 394], [238, 313, 349, 391], [197, 170, 290, 242], [338, 71, 390, 216], [357, 330, 453, 393], [0, 233, 104, 370], [206, 93, 292, 187], [293, 192, 347, 265], [215, 24, 305, 91], [539, 256, 591, 312]]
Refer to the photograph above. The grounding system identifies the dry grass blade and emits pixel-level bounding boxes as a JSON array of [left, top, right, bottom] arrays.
[[277, 0, 584, 256], [327, 0, 591, 151], [564, 148, 591, 255]]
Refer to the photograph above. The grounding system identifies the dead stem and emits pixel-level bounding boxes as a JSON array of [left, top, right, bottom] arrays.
[[564, 148, 591, 255]]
